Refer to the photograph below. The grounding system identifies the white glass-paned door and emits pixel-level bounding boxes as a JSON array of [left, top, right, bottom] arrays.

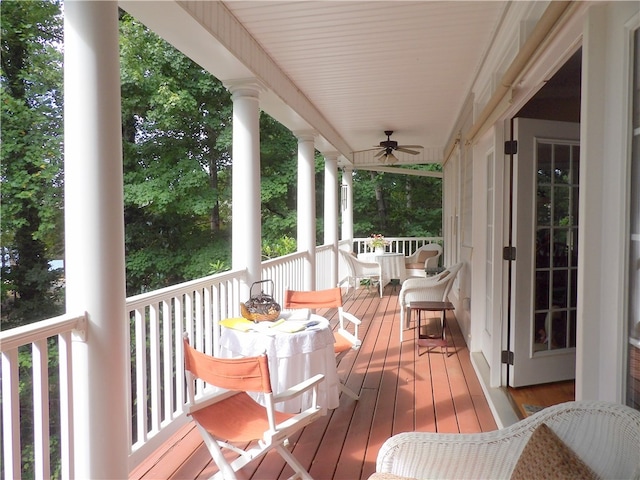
[[510, 118, 579, 387]]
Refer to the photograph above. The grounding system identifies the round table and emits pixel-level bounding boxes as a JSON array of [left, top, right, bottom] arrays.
[[219, 314, 340, 413], [358, 252, 407, 287]]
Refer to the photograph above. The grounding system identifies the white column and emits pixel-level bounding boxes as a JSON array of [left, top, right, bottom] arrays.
[[296, 132, 317, 290], [227, 80, 264, 296], [341, 167, 354, 243], [324, 153, 339, 287], [64, 2, 128, 478]]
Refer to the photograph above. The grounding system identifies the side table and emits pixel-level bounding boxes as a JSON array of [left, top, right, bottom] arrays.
[[409, 301, 455, 355], [425, 266, 446, 276]]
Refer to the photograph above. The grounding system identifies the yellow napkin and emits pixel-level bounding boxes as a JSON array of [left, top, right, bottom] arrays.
[[220, 317, 254, 332]]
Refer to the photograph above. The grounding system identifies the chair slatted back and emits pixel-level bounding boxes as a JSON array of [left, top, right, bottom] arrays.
[[284, 287, 343, 310], [183, 338, 272, 393]]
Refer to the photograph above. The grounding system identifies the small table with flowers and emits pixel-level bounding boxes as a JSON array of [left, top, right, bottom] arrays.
[[358, 252, 407, 293]]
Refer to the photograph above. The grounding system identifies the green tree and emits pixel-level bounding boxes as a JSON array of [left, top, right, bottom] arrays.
[[259, 114, 299, 242], [1, 0, 64, 327], [120, 15, 308, 295], [352, 165, 442, 238], [1, 4, 65, 477], [120, 13, 234, 294]]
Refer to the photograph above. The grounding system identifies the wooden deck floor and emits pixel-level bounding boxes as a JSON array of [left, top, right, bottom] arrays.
[[130, 285, 498, 480]]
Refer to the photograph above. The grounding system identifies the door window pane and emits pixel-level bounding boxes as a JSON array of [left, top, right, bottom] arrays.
[[554, 144, 571, 184], [534, 140, 579, 355]]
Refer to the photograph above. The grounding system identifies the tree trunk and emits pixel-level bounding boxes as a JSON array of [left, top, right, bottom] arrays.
[[371, 171, 387, 229], [206, 126, 220, 233]]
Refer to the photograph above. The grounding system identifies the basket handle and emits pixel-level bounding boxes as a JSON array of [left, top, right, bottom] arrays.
[[250, 279, 274, 297]]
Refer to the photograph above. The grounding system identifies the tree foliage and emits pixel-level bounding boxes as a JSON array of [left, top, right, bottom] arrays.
[[1, 0, 64, 326], [259, 114, 299, 240], [120, 13, 234, 294], [352, 166, 442, 238], [1, 4, 65, 477]]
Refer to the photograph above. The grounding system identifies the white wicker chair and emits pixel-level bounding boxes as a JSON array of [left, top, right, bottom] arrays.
[[340, 249, 383, 297], [374, 400, 640, 480], [398, 262, 462, 342], [404, 244, 442, 277]]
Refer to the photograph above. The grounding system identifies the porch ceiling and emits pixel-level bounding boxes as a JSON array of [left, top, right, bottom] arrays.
[[120, 1, 509, 168]]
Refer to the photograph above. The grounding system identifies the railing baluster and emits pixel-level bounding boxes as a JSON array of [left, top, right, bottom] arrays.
[[174, 295, 185, 412], [162, 300, 173, 423], [58, 331, 74, 480], [204, 287, 212, 356], [33, 338, 51, 479], [134, 308, 147, 444], [2, 348, 21, 480], [149, 303, 161, 434]]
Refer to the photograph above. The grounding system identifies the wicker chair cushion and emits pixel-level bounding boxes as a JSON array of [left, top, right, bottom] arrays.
[[417, 250, 438, 263], [405, 251, 438, 268], [405, 263, 425, 270], [510, 423, 598, 480]]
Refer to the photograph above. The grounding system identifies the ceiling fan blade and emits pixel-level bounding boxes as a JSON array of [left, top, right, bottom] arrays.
[[374, 150, 386, 157], [397, 144, 423, 149], [396, 147, 420, 155], [353, 147, 383, 154]]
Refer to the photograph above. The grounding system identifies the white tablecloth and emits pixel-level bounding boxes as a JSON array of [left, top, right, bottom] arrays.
[[219, 314, 340, 413], [359, 252, 407, 286]]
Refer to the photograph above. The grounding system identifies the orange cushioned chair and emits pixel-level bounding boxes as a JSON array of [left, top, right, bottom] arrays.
[[283, 287, 362, 400], [183, 334, 324, 480]]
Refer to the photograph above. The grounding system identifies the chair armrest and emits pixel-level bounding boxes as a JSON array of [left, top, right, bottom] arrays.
[[337, 328, 361, 348], [404, 252, 419, 263], [265, 375, 325, 444], [424, 254, 440, 269], [398, 282, 448, 305], [361, 262, 382, 274], [272, 373, 324, 404], [376, 430, 523, 479], [341, 311, 362, 326]]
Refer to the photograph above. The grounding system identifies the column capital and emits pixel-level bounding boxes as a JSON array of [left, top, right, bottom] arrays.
[[224, 78, 266, 99], [323, 151, 339, 162], [294, 130, 317, 143]]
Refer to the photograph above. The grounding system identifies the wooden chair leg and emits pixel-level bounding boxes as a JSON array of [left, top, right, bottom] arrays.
[[340, 383, 360, 400]]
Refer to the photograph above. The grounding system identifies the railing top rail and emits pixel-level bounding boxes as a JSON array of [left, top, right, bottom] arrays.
[[353, 236, 442, 242], [0, 312, 87, 352], [261, 250, 306, 267], [126, 268, 247, 308]]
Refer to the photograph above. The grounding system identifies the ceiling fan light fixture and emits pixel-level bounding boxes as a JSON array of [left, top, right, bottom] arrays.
[[385, 152, 399, 164]]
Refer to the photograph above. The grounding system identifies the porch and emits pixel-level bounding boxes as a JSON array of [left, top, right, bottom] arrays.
[[129, 285, 498, 480]]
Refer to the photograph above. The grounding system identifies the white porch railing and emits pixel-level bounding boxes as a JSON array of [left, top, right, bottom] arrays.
[[1, 313, 87, 480], [352, 236, 442, 256], [126, 269, 246, 466], [0, 237, 441, 478]]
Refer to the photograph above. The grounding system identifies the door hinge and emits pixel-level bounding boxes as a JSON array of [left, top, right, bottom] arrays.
[[503, 246, 516, 261], [501, 350, 514, 365], [504, 140, 518, 155]]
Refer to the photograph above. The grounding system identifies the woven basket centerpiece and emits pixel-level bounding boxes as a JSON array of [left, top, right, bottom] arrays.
[[241, 280, 281, 322]]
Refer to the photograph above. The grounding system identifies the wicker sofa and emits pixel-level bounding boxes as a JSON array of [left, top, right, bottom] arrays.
[[371, 401, 640, 480]]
